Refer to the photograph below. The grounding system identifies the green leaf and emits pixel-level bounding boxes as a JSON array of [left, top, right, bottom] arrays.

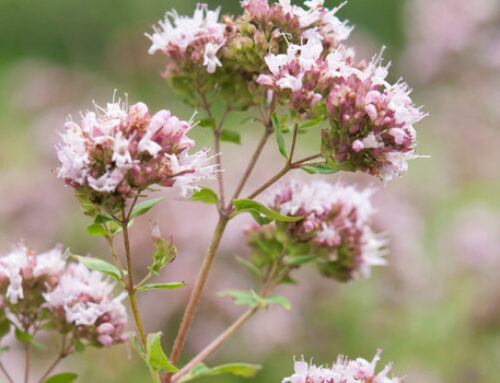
[[231, 199, 302, 222], [129, 197, 165, 219], [219, 290, 291, 311], [299, 115, 325, 130], [284, 255, 317, 266], [179, 362, 261, 382], [150, 237, 177, 274], [219, 130, 241, 145], [44, 373, 78, 383], [235, 256, 263, 279], [0, 346, 9, 353], [301, 163, 339, 174], [14, 327, 32, 344], [262, 295, 291, 311], [86, 223, 107, 237], [146, 332, 178, 373], [190, 188, 219, 205], [271, 112, 288, 158], [218, 290, 257, 307], [71, 338, 85, 353], [137, 282, 186, 292], [73, 255, 125, 283], [198, 118, 216, 129], [130, 333, 146, 361]]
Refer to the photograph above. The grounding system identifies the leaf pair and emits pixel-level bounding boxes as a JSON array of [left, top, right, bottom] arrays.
[[219, 289, 291, 311]]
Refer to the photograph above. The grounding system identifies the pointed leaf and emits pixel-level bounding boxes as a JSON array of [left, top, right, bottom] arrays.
[[271, 112, 288, 158], [137, 282, 186, 292], [263, 295, 291, 311], [147, 332, 178, 373], [198, 118, 216, 129], [130, 197, 165, 219], [73, 255, 126, 283], [235, 256, 263, 279], [220, 130, 241, 145], [190, 188, 219, 205], [218, 290, 257, 307], [301, 164, 339, 174], [179, 362, 261, 382], [86, 223, 107, 237], [231, 199, 302, 222], [44, 373, 78, 383], [284, 255, 317, 266]]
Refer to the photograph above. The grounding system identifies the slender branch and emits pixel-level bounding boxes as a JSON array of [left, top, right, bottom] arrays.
[[120, 204, 161, 383], [37, 336, 68, 383], [24, 343, 30, 383], [167, 215, 230, 375], [292, 153, 322, 165], [246, 164, 291, 200], [230, 128, 272, 204], [214, 133, 226, 209], [122, 208, 134, 292], [129, 291, 147, 347], [246, 153, 324, 200], [105, 236, 128, 287], [171, 256, 289, 383], [135, 270, 154, 290], [171, 306, 258, 383], [288, 124, 299, 164], [0, 361, 14, 383]]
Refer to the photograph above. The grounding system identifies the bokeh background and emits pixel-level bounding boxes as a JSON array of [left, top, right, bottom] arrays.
[[0, 0, 499, 382]]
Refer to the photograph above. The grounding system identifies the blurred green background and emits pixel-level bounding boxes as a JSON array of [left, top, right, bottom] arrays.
[[0, 0, 499, 382]]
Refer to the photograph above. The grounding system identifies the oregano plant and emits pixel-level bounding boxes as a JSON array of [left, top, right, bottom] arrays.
[[0, 1, 426, 382]]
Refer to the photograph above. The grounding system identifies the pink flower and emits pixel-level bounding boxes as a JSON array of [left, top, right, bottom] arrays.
[[282, 350, 402, 383], [248, 179, 387, 282], [322, 52, 427, 182], [146, 3, 227, 73], [56, 96, 215, 212]]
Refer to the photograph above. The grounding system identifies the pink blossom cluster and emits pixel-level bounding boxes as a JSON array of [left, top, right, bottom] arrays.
[[57, 97, 216, 212], [282, 349, 401, 383], [44, 263, 128, 348], [146, 3, 228, 74], [322, 55, 426, 182], [251, 180, 386, 282], [257, 30, 355, 111], [0, 243, 127, 348], [241, 0, 353, 47]]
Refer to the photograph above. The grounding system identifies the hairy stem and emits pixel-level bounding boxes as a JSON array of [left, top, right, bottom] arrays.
[[167, 215, 229, 378]]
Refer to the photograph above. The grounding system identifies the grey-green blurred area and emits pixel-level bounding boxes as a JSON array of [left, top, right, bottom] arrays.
[[0, 0, 499, 382]]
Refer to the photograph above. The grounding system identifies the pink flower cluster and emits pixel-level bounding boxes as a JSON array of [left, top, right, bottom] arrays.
[[322, 55, 426, 182], [146, 3, 228, 74], [241, 0, 353, 46], [257, 30, 355, 111], [44, 263, 128, 348], [253, 180, 386, 282], [57, 97, 216, 212], [0, 243, 127, 348], [283, 349, 402, 383]]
